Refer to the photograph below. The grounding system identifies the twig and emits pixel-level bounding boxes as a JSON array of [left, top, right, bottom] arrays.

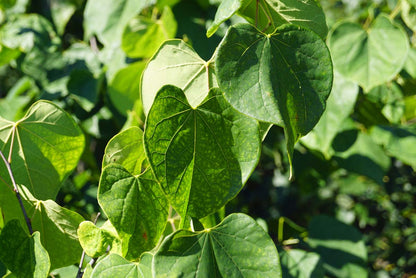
[[76, 212, 101, 278], [0, 149, 33, 234]]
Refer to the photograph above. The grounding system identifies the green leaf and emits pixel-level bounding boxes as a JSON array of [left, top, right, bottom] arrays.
[[90, 253, 152, 278], [216, 23, 332, 177], [280, 249, 324, 278], [154, 213, 281, 277], [50, 0, 80, 35], [144, 86, 260, 219], [0, 220, 50, 278], [98, 165, 168, 260], [301, 72, 359, 158], [0, 44, 20, 67], [108, 61, 146, 116], [141, 39, 218, 115], [103, 127, 146, 175], [67, 69, 101, 112], [370, 125, 416, 170], [0, 100, 85, 200], [207, 0, 328, 38], [328, 14, 409, 91], [308, 215, 367, 278], [402, 0, 416, 32], [122, 6, 177, 58], [29, 200, 84, 270], [77, 221, 122, 258], [84, 0, 155, 46]]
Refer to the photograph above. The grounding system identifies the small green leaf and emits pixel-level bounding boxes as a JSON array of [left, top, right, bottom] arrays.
[[280, 249, 324, 278], [77, 221, 121, 258], [154, 213, 281, 277], [103, 127, 146, 175], [216, 23, 332, 177], [0, 220, 50, 278], [49, 0, 79, 35], [0, 44, 20, 66], [402, 0, 416, 32], [98, 165, 168, 260], [308, 215, 367, 278], [207, 0, 328, 38], [0, 100, 85, 200], [84, 0, 155, 46], [122, 6, 177, 58], [29, 200, 84, 270], [144, 86, 260, 219], [141, 39, 217, 115], [90, 253, 152, 278], [328, 14, 409, 91]]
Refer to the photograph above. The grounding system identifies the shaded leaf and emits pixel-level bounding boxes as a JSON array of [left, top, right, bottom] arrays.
[[154, 213, 281, 277], [216, 23, 332, 177], [308, 215, 367, 278], [122, 6, 177, 58], [0, 220, 50, 278], [280, 249, 324, 278], [0, 100, 85, 200], [328, 14, 409, 91], [144, 86, 260, 219], [98, 165, 168, 260], [141, 39, 217, 115]]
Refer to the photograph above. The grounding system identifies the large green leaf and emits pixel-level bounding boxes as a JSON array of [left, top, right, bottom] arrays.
[[207, 0, 328, 38], [98, 165, 168, 260], [153, 213, 281, 277], [90, 253, 152, 278], [122, 6, 177, 58], [328, 14, 409, 91], [144, 86, 260, 219], [0, 220, 50, 278], [29, 200, 84, 270], [103, 127, 146, 175], [84, 0, 154, 46], [0, 100, 85, 200], [301, 72, 359, 158], [280, 249, 324, 278], [370, 125, 416, 170], [141, 39, 217, 115], [308, 215, 367, 278], [216, 23, 332, 176]]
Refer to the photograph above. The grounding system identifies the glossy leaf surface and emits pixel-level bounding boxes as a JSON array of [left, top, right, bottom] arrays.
[[328, 14, 409, 91], [154, 213, 281, 277], [141, 40, 217, 115], [144, 86, 260, 218], [90, 253, 152, 278], [98, 165, 168, 260], [0, 101, 85, 200]]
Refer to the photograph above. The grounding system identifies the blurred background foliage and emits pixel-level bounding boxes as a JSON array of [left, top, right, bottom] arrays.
[[0, 0, 415, 277]]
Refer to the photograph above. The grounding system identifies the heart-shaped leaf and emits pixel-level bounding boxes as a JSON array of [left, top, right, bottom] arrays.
[[207, 0, 328, 38], [216, 23, 332, 177], [0, 100, 85, 200], [98, 165, 168, 260], [153, 213, 281, 277], [0, 220, 50, 278], [144, 86, 260, 219], [328, 14, 409, 91], [141, 39, 217, 115]]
